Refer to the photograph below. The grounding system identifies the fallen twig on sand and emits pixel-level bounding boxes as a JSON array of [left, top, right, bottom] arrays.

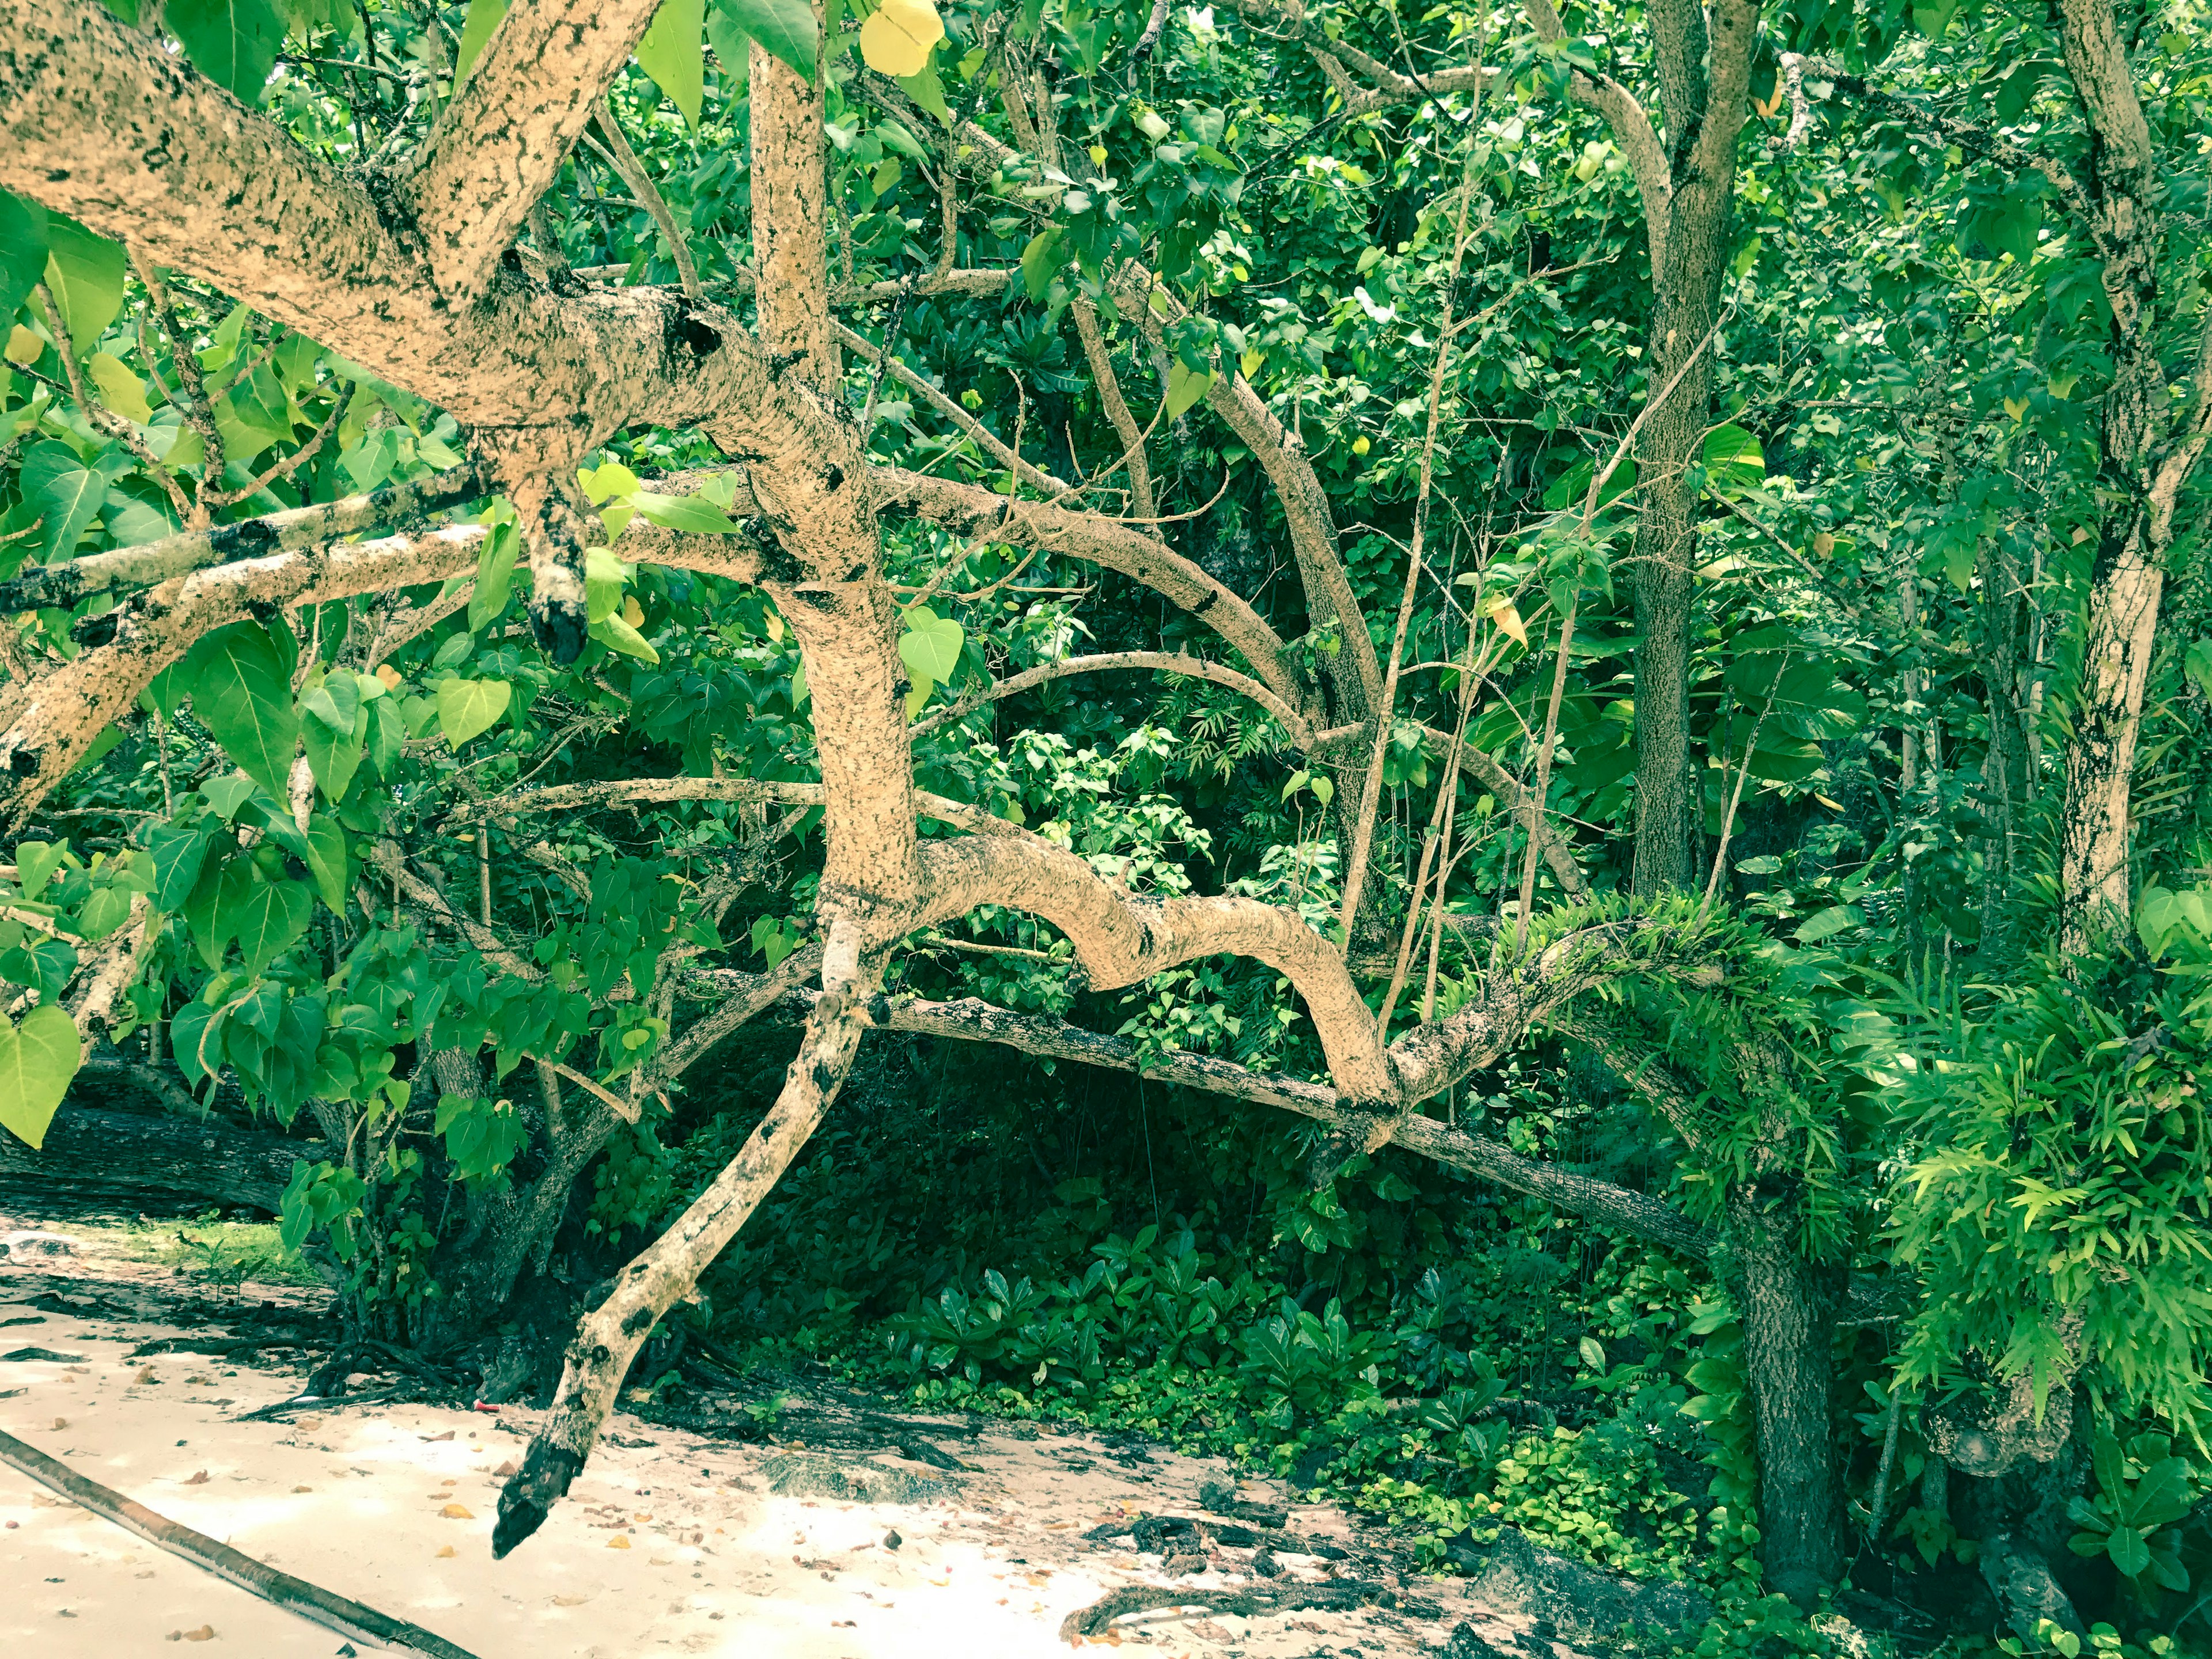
[[1058, 1580, 1415, 1641], [233, 1384, 416, 1422], [0, 1426, 483, 1659]]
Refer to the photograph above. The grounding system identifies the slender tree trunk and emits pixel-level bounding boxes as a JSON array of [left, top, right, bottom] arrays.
[[1976, 538, 2032, 955], [495, 957, 873, 1554], [1726, 1181, 1844, 1606]]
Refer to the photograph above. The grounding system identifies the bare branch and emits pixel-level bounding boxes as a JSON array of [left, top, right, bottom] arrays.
[[587, 97, 701, 299], [911, 650, 1309, 744]]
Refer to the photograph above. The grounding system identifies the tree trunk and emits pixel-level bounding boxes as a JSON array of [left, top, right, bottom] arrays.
[[0, 1102, 306, 1215], [1726, 1181, 1844, 1607], [1975, 537, 2033, 955]]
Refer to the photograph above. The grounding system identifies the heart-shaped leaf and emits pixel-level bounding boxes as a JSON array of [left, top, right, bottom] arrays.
[[182, 623, 300, 804], [0, 1004, 83, 1149], [231, 878, 312, 977], [437, 679, 512, 749]]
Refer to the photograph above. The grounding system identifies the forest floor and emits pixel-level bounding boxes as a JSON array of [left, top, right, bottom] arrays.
[[0, 1208, 1555, 1659]]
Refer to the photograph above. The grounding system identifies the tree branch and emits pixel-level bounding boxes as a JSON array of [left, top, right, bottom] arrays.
[[404, 0, 666, 295]]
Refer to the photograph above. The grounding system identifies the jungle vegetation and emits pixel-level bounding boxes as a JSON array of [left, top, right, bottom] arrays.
[[1, 0, 2210, 1643]]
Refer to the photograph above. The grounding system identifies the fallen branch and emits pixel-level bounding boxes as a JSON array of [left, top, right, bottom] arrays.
[[0, 1426, 482, 1658], [1059, 1580, 1408, 1641]]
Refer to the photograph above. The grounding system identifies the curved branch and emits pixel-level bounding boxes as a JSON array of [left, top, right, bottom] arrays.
[[916, 832, 1396, 1100], [745, 983, 1717, 1259], [1522, 0, 1670, 267], [875, 466, 1301, 709], [911, 650, 1310, 743]]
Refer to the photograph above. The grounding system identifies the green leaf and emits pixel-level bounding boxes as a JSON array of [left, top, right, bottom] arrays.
[[14, 840, 70, 899], [41, 215, 126, 353], [303, 816, 348, 912], [2129, 1459, 2195, 1529], [300, 671, 361, 736], [637, 0, 705, 128], [589, 612, 661, 662], [436, 677, 512, 748], [168, 0, 286, 101], [899, 606, 964, 683], [468, 521, 520, 631], [2107, 1524, 2151, 1580], [1164, 359, 1215, 421], [0, 1005, 83, 1150], [896, 58, 950, 122], [75, 884, 135, 942], [1794, 905, 1860, 944], [0, 190, 51, 319], [1702, 424, 1765, 495], [586, 544, 627, 622], [302, 706, 364, 802], [230, 877, 312, 976], [145, 823, 213, 911], [181, 622, 301, 803], [632, 491, 739, 534], [1578, 1335, 1606, 1370], [1021, 229, 1063, 301], [365, 696, 404, 777], [710, 0, 816, 81], [451, 0, 509, 81], [20, 440, 127, 563]]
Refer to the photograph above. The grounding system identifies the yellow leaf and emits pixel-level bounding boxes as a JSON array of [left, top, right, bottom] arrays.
[[1484, 599, 1528, 649], [859, 0, 942, 77], [435, 1545, 457, 1558], [622, 595, 645, 628], [1812, 531, 1836, 556], [377, 664, 403, 690], [1239, 349, 1264, 380], [4, 325, 41, 366], [441, 1503, 474, 1518], [608, 1535, 632, 1549], [2003, 395, 2030, 422], [88, 352, 153, 422]]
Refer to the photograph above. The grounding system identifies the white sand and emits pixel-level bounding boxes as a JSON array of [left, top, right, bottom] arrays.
[[1, 1233, 1525, 1658]]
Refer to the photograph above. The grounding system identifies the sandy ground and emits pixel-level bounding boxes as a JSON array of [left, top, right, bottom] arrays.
[[0, 1221, 1523, 1659]]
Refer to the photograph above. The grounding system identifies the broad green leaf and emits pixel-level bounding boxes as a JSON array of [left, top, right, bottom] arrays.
[[20, 440, 127, 563], [145, 822, 213, 911], [75, 884, 135, 942], [586, 544, 627, 622], [181, 623, 300, 803], [468, 521, 520, 631], [1021, 229, 1063, 301], [0, 1004, 83, 1150], [200, 773, 259, 821], [437, 678, 512, 748], [589, 613, 660, 662], [169, 0, 286, 101], [1164, 359, 1215, 421], [365, 696, 404, 777], [895, 58, 950, 121], [452, 0, 509, 81], [632, 491, 738, 534], [230, 877, 312, 976], [0, 190, 48, 317], [899, 606, 964, 683], [1702, 425, 1764, 495], [1794, 905, 1860, 944], [41, 215, 126, 353], [2129, 1459, 2194, 1529], [2108, 1525, 2151, 1580], [302, 707, 364, 801], [637, 0, 705, 129], [300, 671, 361, 736], [14, 840, 70, 899], [711, 0, 816, 81], [86, 352, 151, 422], [303, 816, 348, 912]]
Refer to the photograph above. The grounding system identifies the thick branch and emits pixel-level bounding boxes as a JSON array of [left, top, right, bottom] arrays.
[[404, 0, 665, 294]]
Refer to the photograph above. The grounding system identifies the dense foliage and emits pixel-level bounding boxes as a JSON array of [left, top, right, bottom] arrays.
[[3, 0, 2211, 1645]]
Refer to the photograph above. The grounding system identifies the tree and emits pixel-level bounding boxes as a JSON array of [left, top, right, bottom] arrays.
[[1, 0, 2207, 1623]]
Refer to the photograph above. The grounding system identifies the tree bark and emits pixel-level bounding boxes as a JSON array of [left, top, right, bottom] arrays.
[[0, 1102, 305, 1215], [494, 945, 873, 1555], [1726, 1181, 1844, 1607]]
